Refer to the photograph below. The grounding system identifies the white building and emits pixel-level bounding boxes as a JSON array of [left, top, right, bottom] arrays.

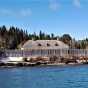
[[0, 40, 69, 62]]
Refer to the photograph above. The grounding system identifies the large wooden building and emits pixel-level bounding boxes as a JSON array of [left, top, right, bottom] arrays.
[[1, 40, 88, 63], [21, 40, 69, 57]]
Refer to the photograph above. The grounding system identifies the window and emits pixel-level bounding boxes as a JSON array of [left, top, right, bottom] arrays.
[[38, 43, 42, 46], [55, 43, 59, 46], [47, 43, 50, 46]]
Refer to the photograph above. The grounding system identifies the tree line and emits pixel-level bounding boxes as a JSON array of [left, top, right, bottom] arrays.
[[0, 25, 88, 49]]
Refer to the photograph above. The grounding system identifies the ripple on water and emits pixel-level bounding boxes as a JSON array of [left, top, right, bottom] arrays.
[[0, 65, 88, 88]]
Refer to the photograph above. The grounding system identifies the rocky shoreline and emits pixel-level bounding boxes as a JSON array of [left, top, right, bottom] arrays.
[[0, 61, 85, 68], [0, 55, 88, 67]]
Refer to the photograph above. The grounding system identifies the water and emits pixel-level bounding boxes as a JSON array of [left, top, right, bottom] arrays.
[[0, 65, 88, 88]]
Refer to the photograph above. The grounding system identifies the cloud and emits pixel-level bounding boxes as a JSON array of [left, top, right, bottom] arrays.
[[0, 8, 32, 18], [19, 8, 32, 17], [73, 0, 81, 8], [0, 9, 13, 16], [49, 0, 60, 11]]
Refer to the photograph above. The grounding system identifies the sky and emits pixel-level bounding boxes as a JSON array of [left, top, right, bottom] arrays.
[[0, 0, 88, 40]]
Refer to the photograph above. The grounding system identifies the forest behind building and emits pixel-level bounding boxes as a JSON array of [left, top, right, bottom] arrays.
[[0, 25, 88, 49]]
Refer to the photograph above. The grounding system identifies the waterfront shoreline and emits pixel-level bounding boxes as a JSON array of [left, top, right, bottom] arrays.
[[0, 62, 84, 68]]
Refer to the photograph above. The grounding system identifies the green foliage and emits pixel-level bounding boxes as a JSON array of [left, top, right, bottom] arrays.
[[0, 25, 88, 49], [0, 25, 29, 49], [59, 34, 72, 47]]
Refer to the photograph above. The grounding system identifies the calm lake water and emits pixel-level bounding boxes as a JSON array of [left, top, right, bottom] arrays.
[[0, 65, 88, 88]]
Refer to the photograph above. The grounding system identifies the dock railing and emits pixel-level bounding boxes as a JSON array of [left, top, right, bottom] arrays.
[[0, 49, 88, 59]]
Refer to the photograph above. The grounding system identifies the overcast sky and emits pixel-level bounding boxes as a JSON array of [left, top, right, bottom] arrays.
[[0, 0, 88, 40]]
